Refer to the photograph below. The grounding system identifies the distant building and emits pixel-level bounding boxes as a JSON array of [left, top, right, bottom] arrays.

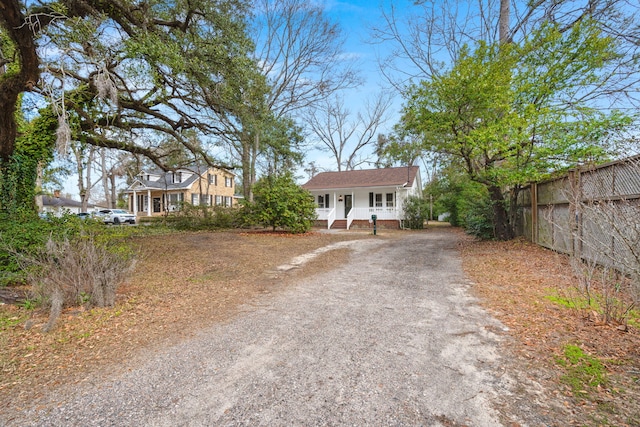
[[125, 165, 236, 217], [41, 191, 93, 216], [302, 166, 422, 230]]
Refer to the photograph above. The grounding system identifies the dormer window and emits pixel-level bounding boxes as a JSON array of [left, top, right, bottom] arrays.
[[172, 172, 182, 183]]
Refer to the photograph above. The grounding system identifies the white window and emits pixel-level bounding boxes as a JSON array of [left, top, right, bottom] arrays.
[[225, 196, 232, 207], [215, 195, 222, 206], [225, 177, 233, 187], [386, 193, 394, 207], [375, 193, 383, 207], [172, 172, 182, 183], [167, 193, 183, 211], [208, 174, 217, 185]]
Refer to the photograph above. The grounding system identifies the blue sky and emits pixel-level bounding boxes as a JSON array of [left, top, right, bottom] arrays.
[[61, 1, 410, 196], [299, 0, 413, 175]]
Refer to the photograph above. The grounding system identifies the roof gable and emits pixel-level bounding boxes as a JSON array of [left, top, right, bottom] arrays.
[[302, 166, 419, 190]]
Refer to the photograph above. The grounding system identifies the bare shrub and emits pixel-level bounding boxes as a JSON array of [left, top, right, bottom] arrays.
[[543, 156, 640, 326], [22, 235, 135, 332], [567, 254, 636, 325]]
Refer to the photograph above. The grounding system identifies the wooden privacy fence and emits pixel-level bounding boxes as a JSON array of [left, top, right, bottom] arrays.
[[515, 155, 640, 270]]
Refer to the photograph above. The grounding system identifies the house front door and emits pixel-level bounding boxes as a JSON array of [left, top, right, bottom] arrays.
[[344, 195, 352, 218]]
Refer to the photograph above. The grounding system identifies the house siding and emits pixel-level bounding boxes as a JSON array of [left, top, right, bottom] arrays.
[[303, 166, 422, 230], [126, 167, 235, 217]]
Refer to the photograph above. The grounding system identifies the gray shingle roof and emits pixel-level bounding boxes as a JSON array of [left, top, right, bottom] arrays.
[[42, 196, 90, 208], [302, 166, 419, 190], [133, 173, 200, 191]]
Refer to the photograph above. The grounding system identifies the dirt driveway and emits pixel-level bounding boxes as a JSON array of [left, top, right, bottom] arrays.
[[3, 229, 548, 426]]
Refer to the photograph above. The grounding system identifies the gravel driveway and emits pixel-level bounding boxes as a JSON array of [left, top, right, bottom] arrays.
[[4, 229, 538, 426]]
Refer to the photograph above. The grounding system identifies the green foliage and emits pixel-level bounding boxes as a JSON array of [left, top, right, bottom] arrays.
[[427, 169, 496, 238], [0, 29, 19, 79], [0, 311, 26, 330], [18, 298, 38, 310], [243, 173, 317, 234], [556, 344, 607, 397], [165, 205, 242, 231], [399, 19, 632, 238], [545, 293, 591, 311], [0, 213, 142, 287], [0, 107, 57, 215], [463, 196, 495, 240], [0, 212, 58, 285], [402, 196, 429, 229]]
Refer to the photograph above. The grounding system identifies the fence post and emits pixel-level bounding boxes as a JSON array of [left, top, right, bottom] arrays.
[[531, 182, 538, 244], [568, 167, 582, 258]]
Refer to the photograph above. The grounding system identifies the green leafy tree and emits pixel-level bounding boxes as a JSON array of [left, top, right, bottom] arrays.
[[246, 173, 316, 234], [401, 20, 632, 240], [1, 0, 261, 213]]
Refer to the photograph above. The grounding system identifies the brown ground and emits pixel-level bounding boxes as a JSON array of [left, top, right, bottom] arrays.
[[1, 226, 639, 425], [461, 233, 640, 426]]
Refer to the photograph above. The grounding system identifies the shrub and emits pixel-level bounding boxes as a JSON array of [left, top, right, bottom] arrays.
[[403, 196, 429, 229], [167, 204, 241, 231], [0, 212, 75, 286], [19, 231, 135, 332], [463, 196, 495, 240], [1, 214, 138, 331], [243, 173, 317, 234]]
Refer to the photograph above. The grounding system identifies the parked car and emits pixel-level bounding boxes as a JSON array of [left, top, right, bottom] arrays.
[[76, 212, 92, 220], [98, 209, 136, 225]]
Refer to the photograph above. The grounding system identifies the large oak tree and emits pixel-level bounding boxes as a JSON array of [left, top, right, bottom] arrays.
[[1, 0, 262, 212]]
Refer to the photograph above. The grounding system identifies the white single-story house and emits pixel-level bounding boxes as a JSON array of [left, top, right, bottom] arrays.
[[41, 193, 91, 216], [301, 166, 422, 230]]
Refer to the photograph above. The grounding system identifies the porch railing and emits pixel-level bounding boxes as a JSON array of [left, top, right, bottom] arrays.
[[314, 206, 399, 227], [346, 207, 354, 229], [350, 207, 399, 221], [325, 208, 336, 229]]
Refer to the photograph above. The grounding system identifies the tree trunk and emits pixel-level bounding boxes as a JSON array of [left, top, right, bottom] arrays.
[[0, 0, 41, 164], [241, 136, 252, 202], [75, 148, 87, 211], [83, 148, 95, 212], [488, 185, 513, 240], [35, 161, 44, 212], [499, 0, 510, 44], [101, 149, 110, 208], [508, 186, 522, 237], [109, 174, 117, 208], [250, 133, 258, 201]]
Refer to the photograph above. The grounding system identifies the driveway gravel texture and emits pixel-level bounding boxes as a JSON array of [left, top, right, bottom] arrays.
[[3, 229, 548, 426]]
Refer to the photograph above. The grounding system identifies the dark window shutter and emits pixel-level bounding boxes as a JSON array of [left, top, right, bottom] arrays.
[[369, 192, 374, 207], [325, 194, 330, 208]]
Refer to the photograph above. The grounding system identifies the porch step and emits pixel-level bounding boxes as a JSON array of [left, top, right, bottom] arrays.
[[331, 220, 347, 230]]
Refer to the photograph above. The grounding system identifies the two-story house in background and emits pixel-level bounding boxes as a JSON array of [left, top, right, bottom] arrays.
[[125, 165, 235, 218]]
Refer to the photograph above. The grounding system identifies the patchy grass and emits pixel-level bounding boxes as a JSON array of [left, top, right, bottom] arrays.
[[556, 344, 607, 397], [460, 234, 640, 426], [545, 291, 591, 310]]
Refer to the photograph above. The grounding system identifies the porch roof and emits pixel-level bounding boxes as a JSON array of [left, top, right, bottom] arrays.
[[302, 166, 419, 191]]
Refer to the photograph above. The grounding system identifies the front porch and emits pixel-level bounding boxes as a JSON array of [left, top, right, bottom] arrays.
[[315, 207, 402, 230]]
